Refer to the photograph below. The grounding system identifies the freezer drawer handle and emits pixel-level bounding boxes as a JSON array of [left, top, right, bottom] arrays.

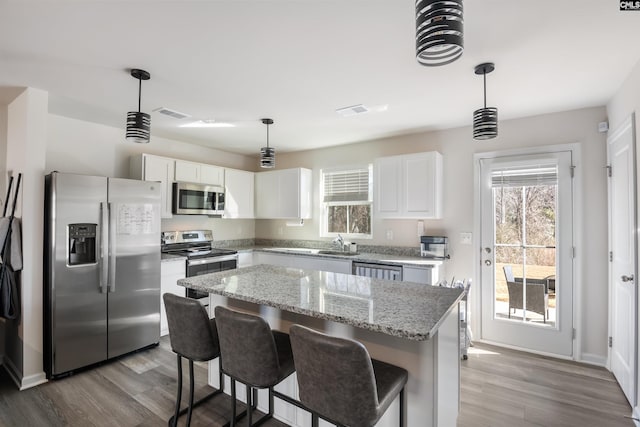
[[99, 202, 108, 294]]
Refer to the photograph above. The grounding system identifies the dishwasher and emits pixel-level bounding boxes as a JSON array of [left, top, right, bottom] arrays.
[[352, 261, 403, 281]]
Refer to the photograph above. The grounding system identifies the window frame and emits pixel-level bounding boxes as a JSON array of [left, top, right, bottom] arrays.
[[320, 165, 373, 239]]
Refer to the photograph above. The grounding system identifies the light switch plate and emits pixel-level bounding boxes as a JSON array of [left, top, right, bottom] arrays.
[[386, 230, 393, 240], [460, 232, 472, 245]]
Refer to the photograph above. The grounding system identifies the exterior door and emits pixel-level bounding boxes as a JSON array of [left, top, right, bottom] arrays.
[[608, 115, 637, 405], [479, 150, 574, 356]]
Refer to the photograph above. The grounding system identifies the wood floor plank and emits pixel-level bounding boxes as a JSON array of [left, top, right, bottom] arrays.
[[0, 338, 634, 427]]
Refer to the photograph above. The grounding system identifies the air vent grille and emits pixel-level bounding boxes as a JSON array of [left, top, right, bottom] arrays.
[[336, 104, 370, 117], [153, 107, 191, 120]]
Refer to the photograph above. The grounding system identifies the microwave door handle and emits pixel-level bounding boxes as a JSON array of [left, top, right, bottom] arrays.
[[108, 202, 117, 293], [99, 202, 108, 293]]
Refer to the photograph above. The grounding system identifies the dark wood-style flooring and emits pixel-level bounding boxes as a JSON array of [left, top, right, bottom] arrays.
[[0, 338, 634, 426]]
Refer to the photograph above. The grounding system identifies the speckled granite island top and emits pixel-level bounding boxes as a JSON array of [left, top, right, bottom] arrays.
[[178, 264, 464, 341]]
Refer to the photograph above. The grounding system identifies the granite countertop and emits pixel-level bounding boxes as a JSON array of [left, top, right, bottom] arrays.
[[233, 246, 444, 268], [178, 264, 464, 341], [161, 253, 187, 263]]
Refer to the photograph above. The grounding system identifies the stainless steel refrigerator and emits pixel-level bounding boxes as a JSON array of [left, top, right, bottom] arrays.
[[44, 172, 161, 378]]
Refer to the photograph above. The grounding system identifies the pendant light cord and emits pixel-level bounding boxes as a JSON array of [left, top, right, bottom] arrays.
[[138, 78, 142, 113], [483, 72, 487, 109], [266, 123, 270, 149]]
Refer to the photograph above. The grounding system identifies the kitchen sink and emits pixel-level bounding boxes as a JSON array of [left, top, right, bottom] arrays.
[[317, 250, 359, 256]]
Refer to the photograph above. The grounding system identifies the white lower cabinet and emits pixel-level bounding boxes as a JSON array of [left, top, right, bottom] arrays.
[[160, 259, 186, 336], [402, 264, 444, 285], [237, 251, 254, 268]]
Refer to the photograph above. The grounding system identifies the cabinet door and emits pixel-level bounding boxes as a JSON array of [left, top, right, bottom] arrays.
[[255, 171, 279, 218], [160, 260, 186, 336], [375, 156, 402, 218], [404, 153, 435, 217], [225, 169, 255, 218], [278, 169, 301, 218], [175, 160, 200, 182], [143, 155, 175, 218], [200, 164, 225, 186]]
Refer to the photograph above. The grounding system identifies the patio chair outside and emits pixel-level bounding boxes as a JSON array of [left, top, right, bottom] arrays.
[[503, 265, 549, 323]]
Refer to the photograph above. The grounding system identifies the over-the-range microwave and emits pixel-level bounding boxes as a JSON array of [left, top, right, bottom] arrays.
[[172, 181, 225, 215]]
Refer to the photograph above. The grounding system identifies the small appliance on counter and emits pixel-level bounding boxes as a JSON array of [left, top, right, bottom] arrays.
[[420, 236, 449, 259]]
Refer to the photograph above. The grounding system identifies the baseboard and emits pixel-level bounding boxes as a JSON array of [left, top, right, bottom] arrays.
[[632, 405, 640, 426], [579, 352, 607, 367], [2, 357, 47, 390]]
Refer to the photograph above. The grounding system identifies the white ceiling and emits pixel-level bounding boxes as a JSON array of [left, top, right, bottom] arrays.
[[1, 1, 639, 155]]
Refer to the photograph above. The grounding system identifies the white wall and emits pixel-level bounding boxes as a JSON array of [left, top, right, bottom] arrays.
[[606, 57, 640, 417], [46, 114, 256, 241], [0, 103, 7, 362], [5, 88, 48, 388], [264, 106, 609, 362]]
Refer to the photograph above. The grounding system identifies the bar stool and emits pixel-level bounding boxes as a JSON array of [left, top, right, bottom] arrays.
[[163, 293, 224, 427], [289, 324, 408, 427], [214, 306, 296, 427]]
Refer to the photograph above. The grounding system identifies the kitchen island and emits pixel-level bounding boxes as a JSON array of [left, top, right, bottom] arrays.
[[178, 264, 464, 427]]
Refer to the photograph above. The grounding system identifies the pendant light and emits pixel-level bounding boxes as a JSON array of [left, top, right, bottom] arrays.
[[260, 118, 275, 168], [416, 0, 464, 67], [473, 62, 498, 140], [126, 68, 151, 143]]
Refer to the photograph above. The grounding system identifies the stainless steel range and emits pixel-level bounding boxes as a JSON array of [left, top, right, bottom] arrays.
[[161, 230, 237, 307]]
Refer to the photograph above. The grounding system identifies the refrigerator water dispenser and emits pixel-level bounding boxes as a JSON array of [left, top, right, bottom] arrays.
[[68, 223, 97, 265]]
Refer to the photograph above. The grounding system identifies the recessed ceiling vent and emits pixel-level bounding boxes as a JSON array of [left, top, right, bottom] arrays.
[[153, 107, 191, 120], [336, 104, 370, 117]]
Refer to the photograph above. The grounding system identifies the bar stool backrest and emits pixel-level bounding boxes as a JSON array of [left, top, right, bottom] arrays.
[[214, 306, 280, 387], [289, 324, 379, 426], [163, 293, 219, 361]]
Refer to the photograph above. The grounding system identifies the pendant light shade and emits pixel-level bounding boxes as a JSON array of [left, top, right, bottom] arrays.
[[260, 118, 275, 169], [473, 63, 498, 140], [416, 0, 464, 67], [126, 69, 151, 143]]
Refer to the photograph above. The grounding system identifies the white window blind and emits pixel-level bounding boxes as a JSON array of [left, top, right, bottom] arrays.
[[323, 167, 371, 202], [491, 165, 557, 188]]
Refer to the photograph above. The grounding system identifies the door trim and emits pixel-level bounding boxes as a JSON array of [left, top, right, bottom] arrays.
[[473, 142, 581, 360]]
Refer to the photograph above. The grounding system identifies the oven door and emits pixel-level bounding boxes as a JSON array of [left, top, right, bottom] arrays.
[[185, 255, 238, 303], [172, 182, 224, 215]]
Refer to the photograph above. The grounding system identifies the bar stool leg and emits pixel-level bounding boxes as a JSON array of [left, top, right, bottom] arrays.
[[186, 360, 195, 427], [171, 355, 183, 427], [311, 413, 319, 427], [246, 385, 253, 426], [230, 380, 237, 427], [399, 387, 405, 427]]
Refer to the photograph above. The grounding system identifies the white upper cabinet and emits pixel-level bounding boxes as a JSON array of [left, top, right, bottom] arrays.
[[224, 168, 255, 218], [374, 151, 443, 219], [255, 168, 312, 219], [130, 153, 175, 218], [175, 160, 224, 186]]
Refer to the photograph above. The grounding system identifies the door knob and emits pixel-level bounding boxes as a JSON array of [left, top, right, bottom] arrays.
[[621, 274, 635, 283], [485, 259, 492, 266]]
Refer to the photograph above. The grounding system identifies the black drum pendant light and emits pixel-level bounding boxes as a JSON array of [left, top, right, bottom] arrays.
[[126, 68, 151, 143], [416, 0, 464, 66], [473, 63, 498, 140], [260, 118, 275, 168]]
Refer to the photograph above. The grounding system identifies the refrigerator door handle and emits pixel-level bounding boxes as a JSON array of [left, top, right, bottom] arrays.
[[108, 202, 117, 293], [99, 202, 108, 293]]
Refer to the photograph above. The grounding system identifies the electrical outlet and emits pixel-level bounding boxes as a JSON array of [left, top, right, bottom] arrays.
[[386, 230, 393, 240], [460, 232, 472, 245], [417, 220, 424, 236], [278, 227, 284, 236]]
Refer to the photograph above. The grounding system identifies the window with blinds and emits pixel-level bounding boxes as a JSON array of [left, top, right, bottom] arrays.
[[321, 165, 372, 237], [491, 165, 557, 188]]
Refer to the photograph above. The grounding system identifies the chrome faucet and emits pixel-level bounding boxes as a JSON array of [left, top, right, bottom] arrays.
[[333, 234, 344, 251]]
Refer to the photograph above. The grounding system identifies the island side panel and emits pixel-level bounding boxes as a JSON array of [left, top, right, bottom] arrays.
[[208, 294, 460, 427]]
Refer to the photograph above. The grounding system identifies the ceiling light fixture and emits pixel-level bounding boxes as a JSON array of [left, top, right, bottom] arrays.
[[415, 0, 464, 66], [126, 69, 151, 143], [179, 120, 236, 128], [260, 118, 275, 169], [473, 62, 498, 140]]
